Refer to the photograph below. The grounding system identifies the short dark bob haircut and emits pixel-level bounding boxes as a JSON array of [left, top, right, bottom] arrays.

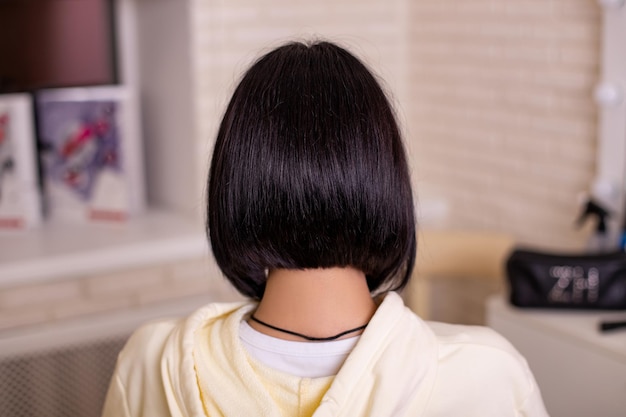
[[207, 40, 416, 300]]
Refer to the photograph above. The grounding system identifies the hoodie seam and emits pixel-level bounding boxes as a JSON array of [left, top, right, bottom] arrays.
[[114, 374, 133, 417]]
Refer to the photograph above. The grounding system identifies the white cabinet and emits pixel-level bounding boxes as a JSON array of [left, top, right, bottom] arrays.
[[487, 296, 626, 417]]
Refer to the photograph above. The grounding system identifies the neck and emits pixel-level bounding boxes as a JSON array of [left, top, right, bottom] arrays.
[[249, 267, 377, 341]]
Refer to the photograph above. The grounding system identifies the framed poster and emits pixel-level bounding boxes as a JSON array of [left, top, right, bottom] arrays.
[[0, 94, 42, 229], [37, 86, 144, 222]]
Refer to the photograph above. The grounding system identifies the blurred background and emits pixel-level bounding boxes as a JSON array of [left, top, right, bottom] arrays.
[[193, 0, 602, 250], [1, 1, 625, 416]]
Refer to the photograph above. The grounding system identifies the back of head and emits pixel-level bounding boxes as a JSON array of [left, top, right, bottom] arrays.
[[207, 40, 415, 299]]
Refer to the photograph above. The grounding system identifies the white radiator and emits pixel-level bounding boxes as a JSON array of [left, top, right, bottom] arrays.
[[0, 295, 213, 417]]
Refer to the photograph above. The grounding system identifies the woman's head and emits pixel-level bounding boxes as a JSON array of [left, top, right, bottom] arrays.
[[207, 40, 415, 299]]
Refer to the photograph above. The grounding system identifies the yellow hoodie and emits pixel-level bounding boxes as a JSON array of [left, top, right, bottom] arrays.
[[102, 292, 549, 417]]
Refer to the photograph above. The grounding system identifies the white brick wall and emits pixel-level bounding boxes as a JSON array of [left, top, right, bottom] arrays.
[[0, 281, 82, 310], [83, 267, 167, 297], [0, 258, 242, 331], [191, 0, 411, 190], [191, 0, 601, 250], [409, 0, 601, 249]]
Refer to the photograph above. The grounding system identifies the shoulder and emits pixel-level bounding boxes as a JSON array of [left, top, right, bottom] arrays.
[[120, 319, 181, 360], [105, 300, 256, 417], [102, 319, 184, 417], [114, 318, 182, 383], [425, 321, 544, 413], [115, 300, 254, 378], [117, 300, 248, 368], [427, 321, 521, 354], [427, 320, 530, 377]]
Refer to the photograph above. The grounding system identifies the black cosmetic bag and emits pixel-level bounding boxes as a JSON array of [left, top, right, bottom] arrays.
[[506, 249, 626, 310]]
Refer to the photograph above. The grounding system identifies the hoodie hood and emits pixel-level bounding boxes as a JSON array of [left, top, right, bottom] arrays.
[[103, 292, 548, 417], [161, 292, 439, 417]]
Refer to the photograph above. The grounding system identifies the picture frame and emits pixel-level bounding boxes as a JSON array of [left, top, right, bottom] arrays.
[[36, 86, 145, 222], [0, 94, 42, 229]]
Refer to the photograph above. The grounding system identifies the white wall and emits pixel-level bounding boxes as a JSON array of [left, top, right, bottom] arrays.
[[190, 0, 411, 199], [190, 0, 603, 250]]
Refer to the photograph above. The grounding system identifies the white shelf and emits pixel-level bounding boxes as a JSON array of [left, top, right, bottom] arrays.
[[0, 1, 205, 290], [0, 208, 208, 289]]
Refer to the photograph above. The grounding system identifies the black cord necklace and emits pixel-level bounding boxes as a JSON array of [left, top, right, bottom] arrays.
[[249, 315, 368, 342]]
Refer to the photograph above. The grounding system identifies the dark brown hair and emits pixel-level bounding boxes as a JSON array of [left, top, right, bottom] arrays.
[[207, 41, 416, 299]]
